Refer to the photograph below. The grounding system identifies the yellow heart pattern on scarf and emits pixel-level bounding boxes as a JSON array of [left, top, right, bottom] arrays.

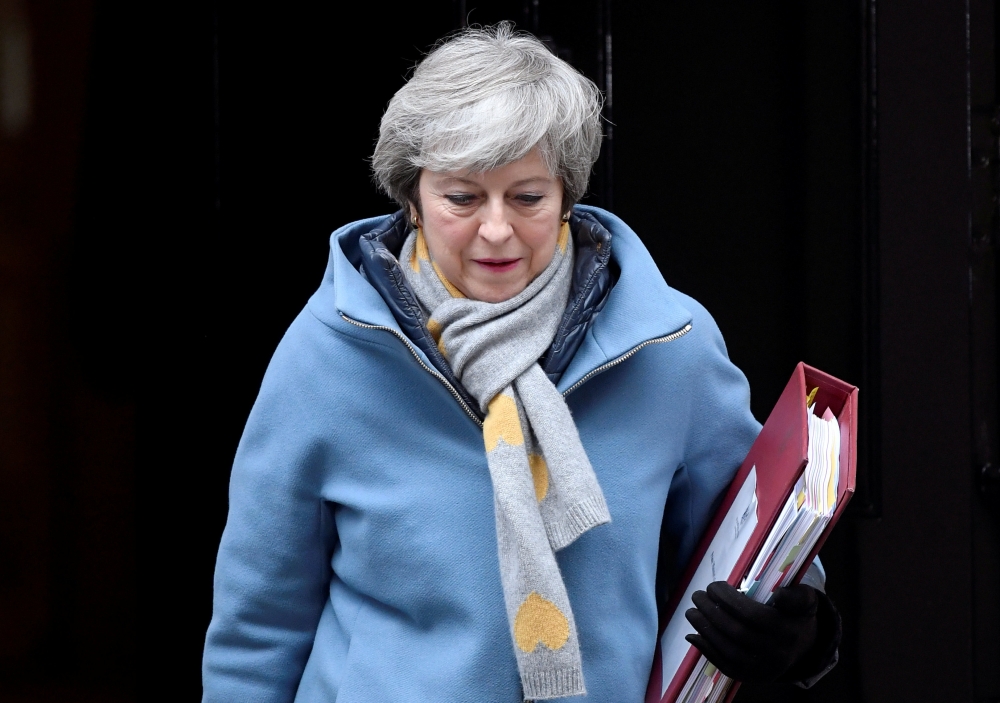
[[426, 318, 447, 358], [557, 221, 570, 253], [484, 394, 524, 451], [409, 229, 430, 273], [514, 592, 570, 652], [529, 453, 548, 501]]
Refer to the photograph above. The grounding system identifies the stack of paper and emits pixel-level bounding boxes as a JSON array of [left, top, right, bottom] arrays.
[[674, 398, 841, 703]]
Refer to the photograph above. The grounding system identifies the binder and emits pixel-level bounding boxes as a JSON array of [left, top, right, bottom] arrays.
[[646, 363, 858, 703]]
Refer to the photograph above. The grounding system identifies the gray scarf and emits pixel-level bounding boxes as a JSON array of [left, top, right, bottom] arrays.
[[399, 223, 611, 700]]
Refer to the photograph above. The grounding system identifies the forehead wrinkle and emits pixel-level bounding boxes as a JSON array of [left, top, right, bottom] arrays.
[[432, 174, 478, 186], [507, 176, 555, 188], [427, 174, 553, 189]]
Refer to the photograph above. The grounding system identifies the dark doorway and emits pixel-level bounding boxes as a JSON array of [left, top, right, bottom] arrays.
[[2, 1, 998, 701]]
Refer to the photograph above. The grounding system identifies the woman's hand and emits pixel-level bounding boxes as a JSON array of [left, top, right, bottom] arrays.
[[684, 581, 824, 683]]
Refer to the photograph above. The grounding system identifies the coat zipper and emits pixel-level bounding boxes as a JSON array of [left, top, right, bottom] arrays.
[[341, 313, 484, 427], [560, 323, 693, 397], [341, 312, 692, 421]]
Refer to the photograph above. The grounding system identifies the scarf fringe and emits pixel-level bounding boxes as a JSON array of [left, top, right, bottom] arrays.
[[546, 493, 611, 551], [521, 666, 587, 700]]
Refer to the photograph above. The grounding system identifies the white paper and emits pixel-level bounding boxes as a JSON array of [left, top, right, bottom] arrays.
[[660, 467, 758, 696], [741, 405, 841, 600]]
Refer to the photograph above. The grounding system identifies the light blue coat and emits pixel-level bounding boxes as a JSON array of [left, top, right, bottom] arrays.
[[202, 206, 762, 702]]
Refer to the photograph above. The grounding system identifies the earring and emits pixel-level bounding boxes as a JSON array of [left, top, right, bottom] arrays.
[[411, 214, 420, 229], [561, 212, 571, 223]]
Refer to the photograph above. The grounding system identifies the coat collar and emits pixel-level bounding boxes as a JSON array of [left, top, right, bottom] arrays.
[[556, 206, 693, 393], [308, 206, 693, 399]]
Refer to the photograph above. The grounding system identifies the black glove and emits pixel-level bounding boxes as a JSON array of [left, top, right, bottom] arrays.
[[684, 581, 830, 684]]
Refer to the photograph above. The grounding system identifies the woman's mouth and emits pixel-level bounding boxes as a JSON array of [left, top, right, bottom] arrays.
[[473, 258, 520, 273]]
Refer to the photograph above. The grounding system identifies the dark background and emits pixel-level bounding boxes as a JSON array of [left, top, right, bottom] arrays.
[[1, 1, 998, 701]]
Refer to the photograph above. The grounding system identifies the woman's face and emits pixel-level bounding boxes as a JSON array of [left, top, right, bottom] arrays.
[[412, 149, 565, 303]]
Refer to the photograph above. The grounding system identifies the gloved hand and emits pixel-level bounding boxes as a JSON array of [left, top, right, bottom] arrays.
[[684, 581, 820, 683]]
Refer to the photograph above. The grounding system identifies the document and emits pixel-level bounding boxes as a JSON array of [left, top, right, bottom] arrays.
[[741, 402, 840, 599], [658, 467, 758, 696]]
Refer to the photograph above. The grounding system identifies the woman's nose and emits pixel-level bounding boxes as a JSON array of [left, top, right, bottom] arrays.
[[478, 201, 513, 244]]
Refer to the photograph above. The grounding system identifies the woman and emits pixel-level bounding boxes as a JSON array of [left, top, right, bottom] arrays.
[[202, 24, 840, 702]]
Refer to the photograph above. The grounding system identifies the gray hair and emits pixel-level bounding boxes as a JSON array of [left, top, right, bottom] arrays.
[[372, 23, 604, 212]]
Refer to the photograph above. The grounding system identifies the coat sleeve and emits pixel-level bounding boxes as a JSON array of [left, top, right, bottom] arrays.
[[660, 295, 761, 574], [202, 319, 337, 703]]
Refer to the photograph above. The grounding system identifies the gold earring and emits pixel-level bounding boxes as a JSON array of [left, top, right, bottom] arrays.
[[561, 212, 571, 223], [411, 214, 420, 229]]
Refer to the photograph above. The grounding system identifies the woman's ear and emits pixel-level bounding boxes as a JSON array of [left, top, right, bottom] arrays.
[[407, 202, 420, 229]]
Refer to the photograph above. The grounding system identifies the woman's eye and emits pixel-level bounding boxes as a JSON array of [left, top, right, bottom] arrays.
[[515, 194, 544, 205], [445, 194, 477, 206]]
